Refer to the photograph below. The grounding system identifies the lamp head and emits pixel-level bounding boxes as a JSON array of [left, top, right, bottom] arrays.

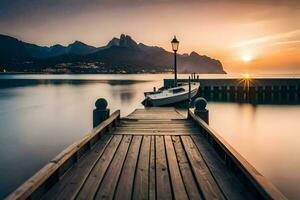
[[171, 36, 179, 52]]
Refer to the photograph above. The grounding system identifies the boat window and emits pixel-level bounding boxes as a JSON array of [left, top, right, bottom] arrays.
[[172, 88, 185, 93]]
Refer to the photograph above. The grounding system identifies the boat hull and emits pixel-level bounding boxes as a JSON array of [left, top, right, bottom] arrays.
[[143, 88, 198, 107]]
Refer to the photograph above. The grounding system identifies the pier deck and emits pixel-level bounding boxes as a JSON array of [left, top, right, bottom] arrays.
[[7, 107, 286, 200]]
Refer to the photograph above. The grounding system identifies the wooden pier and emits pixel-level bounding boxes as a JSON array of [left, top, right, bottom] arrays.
[[164, 78, 300, 103], [7, 107, 286, 200]]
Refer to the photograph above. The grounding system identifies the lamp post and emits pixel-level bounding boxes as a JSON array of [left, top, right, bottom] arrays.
[[171, 36, 179, 87]]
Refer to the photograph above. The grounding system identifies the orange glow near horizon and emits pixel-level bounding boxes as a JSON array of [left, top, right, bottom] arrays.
[[238, 73, 253, 90]]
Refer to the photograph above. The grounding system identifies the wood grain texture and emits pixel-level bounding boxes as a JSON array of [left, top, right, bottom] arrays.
[[191, 134, 256, 200], [132, 136, 151, 200], [6, 110, 120, 200], [155, 136, 172, 200], [188, 109, 287, 200], [43, 134, 112, 200], [95, 135, 132, 200], [164, 136, 189, 200], [149, 136, 156, 200], [114, 136, 142, 200], [172, 136, 203, 200], [76, 135, 123, 200], [181, 135, 226, 200]]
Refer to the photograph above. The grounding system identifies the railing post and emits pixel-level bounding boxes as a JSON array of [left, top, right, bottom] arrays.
[[93, 98, 110, 128], [194, 97, 209, 124]]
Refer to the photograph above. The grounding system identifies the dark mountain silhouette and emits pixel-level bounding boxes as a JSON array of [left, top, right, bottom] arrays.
[[0, 34, 226, 74], [0, 35, 32, 63], [67, 41, 98, 55], [0, 34, 97, 60], [106, 37, 120, 48]]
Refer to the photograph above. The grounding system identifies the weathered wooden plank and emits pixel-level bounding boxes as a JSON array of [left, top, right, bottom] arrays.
[[132, 136, 151, 200], [42, 134, 112, 200], [113, 130, 199, 135], [164, 136, 189, 200], [6, 162, 58, 200], [188, 109, 287, 200], [191, 135, 255, 200], [50, 110, 120, 165], [172, 136, 203, 200], [118, 126, 194, 129], [149, 136, 156, 200], [114, 136, 142, 200], [124, 108, 185, 120], [181, 135, 226, 200], [6, 111, 121, 200], [115, 127, 199, 133], [76, 135, 123, 200], [119, 124, 194, 128], [117, 128, 196, 132], [95, 135, 132, 200], [124, 115, 184, 120], [121, 120, 192, 125], [156, 136, 172, 200]]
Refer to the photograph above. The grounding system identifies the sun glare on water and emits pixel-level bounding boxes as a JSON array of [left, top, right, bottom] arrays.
[[244, 73, 250, 79]]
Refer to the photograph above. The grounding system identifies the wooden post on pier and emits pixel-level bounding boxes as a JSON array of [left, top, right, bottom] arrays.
[[273, 85, 279, 100], [221, 86, 227, 100], [257, 86, 263, 102], [93, 98, 110, 128], [237, 86, 243, 101], [229, 86, 235, 100], [204, 86, 210, 97], [289, 85, 296, 100], [281, 85, 287, 100], [194, 97, 209, 124], [213, 86, 219, 99], [249, 87, 256, 102], [265, 86, 271, 102]]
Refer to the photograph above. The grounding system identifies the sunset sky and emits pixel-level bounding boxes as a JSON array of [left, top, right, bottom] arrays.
[[0, 0, 299, 74]]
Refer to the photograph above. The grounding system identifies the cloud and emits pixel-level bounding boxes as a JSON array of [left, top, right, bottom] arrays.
[[232, 29, 300, 48], [270, 40, 300, 46]]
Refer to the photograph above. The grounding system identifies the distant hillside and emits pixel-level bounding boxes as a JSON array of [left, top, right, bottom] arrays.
[[0, 34, 226, 74]]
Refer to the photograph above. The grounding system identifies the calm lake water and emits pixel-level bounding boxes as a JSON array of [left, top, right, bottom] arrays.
[[0, 74, 299, 199]]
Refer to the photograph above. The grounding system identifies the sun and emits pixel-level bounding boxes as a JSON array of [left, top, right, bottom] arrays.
[[241, 54, 253, 63], [244, 73, 250, 79]]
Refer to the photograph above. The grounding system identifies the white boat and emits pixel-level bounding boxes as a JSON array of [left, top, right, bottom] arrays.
[[142, 82, 200, 107]]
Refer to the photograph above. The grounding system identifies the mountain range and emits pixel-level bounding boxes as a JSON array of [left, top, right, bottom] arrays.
[[0, 34, 226, 74]]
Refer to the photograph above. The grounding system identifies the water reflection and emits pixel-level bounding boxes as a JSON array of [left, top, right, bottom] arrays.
[[208, 103, 300, 199], [0, 78, 151, 88]]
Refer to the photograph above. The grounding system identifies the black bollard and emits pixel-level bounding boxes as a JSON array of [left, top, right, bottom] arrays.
[[194, 97, 209, 124], [93, 98, 110, 128]]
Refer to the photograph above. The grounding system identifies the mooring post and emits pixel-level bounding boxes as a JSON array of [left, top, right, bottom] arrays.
[[194, 97, 209, 124], [93, 98, 110, 128]]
